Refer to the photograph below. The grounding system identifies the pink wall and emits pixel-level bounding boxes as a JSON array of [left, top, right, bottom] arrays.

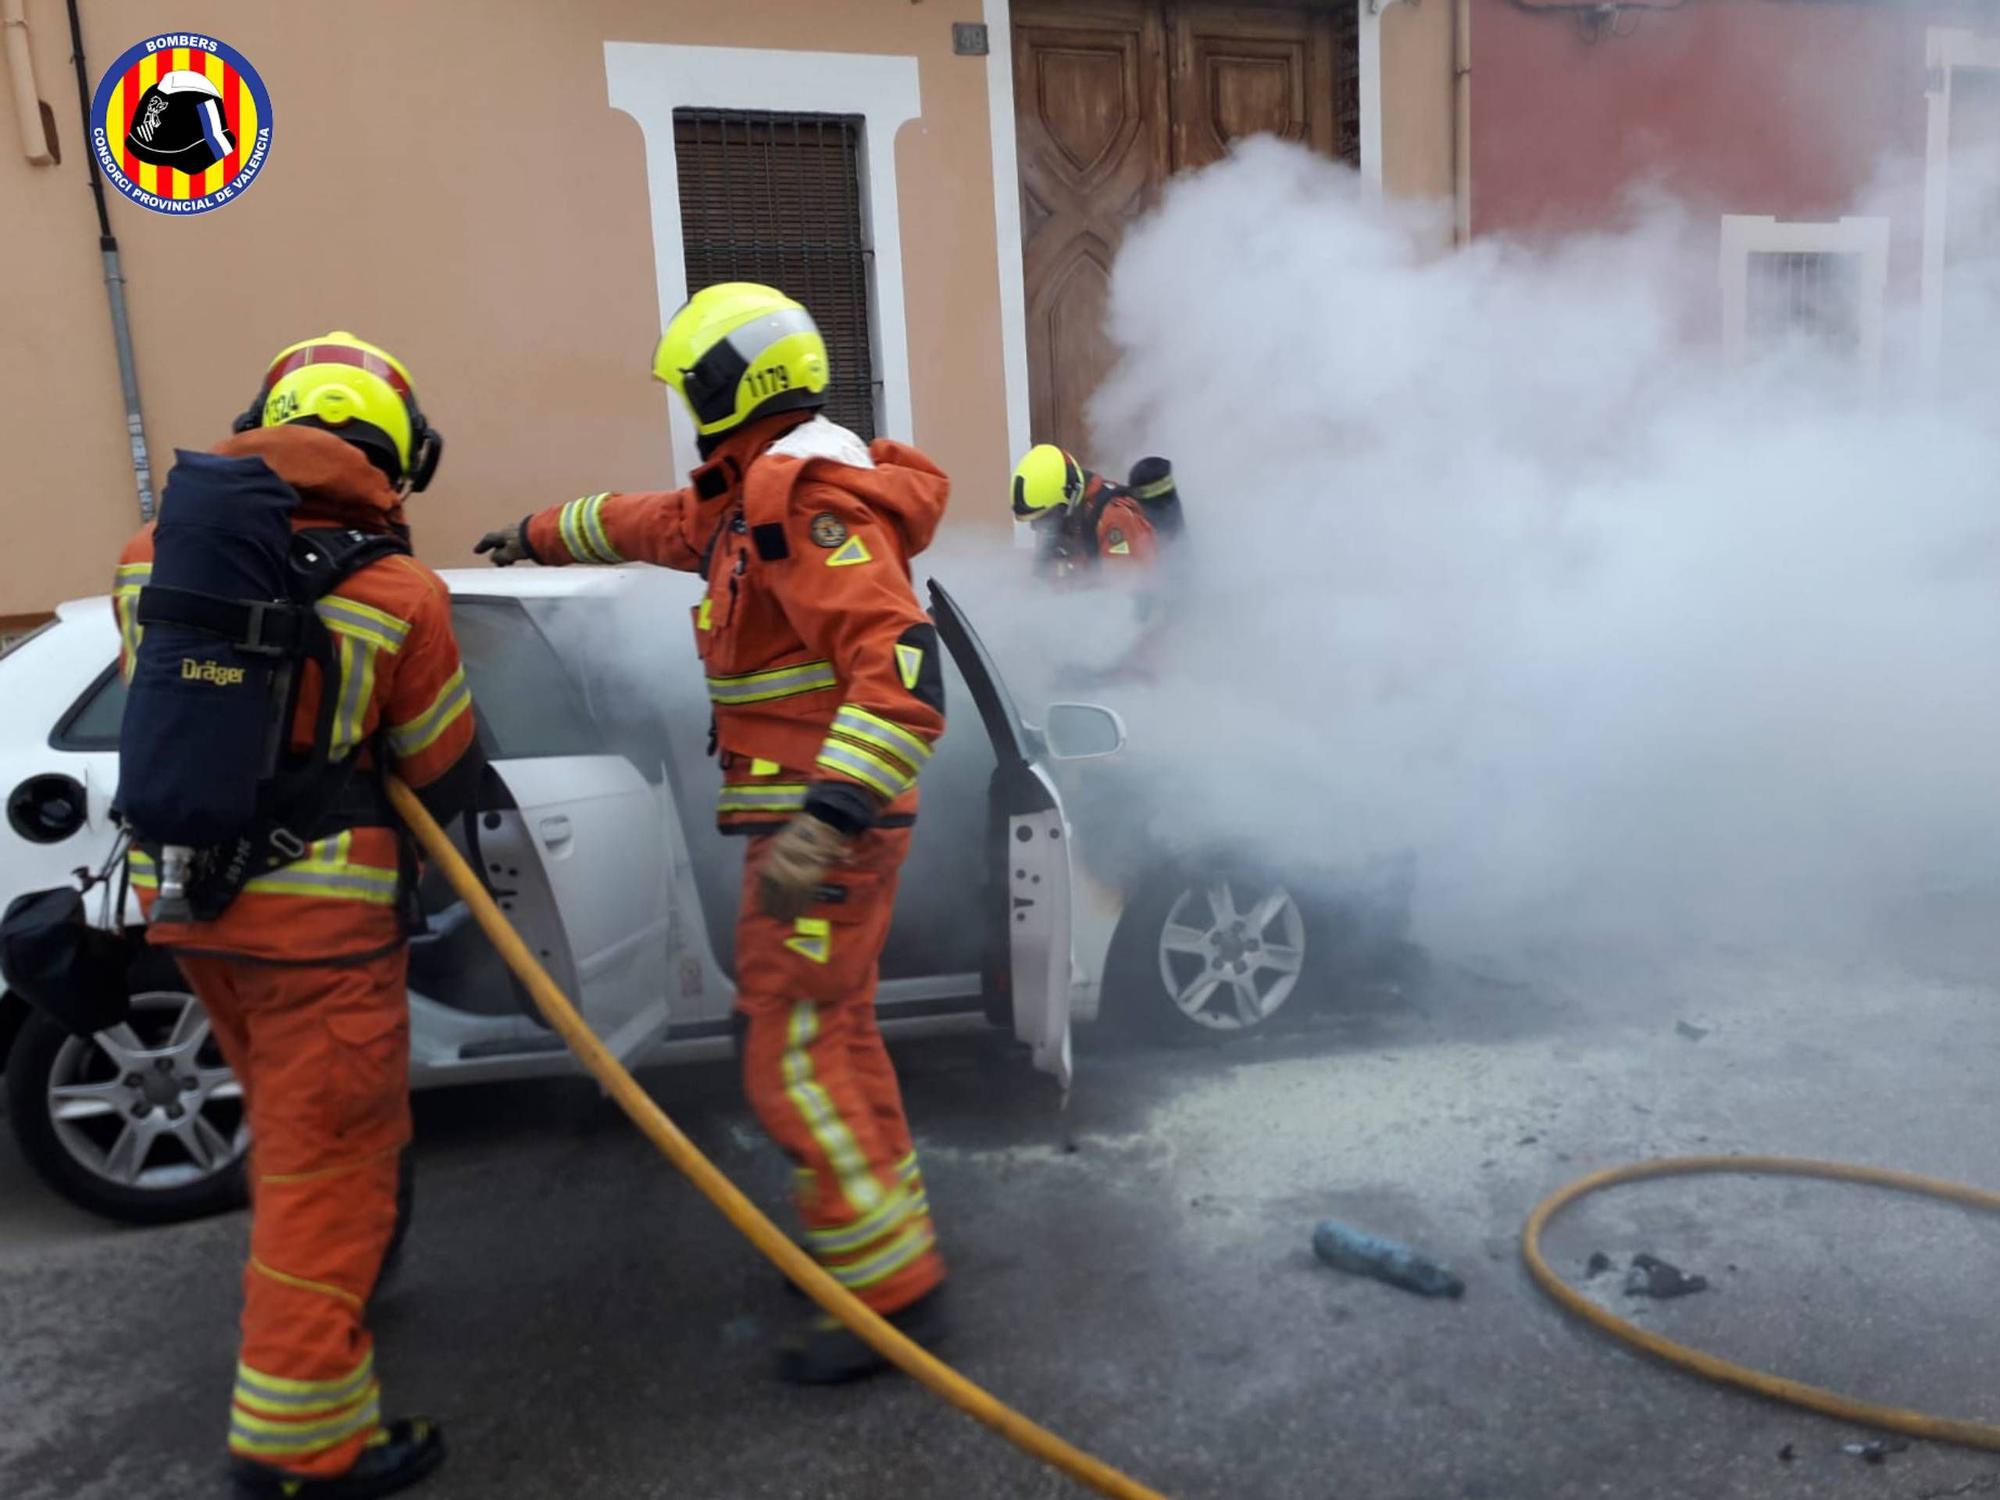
[[1470, 0, 1946, 240]]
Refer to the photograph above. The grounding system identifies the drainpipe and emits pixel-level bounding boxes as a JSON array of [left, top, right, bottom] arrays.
[[1453, 0, 1472, 244], [65, 0, 154, 522], [3, 0, 55, 164]]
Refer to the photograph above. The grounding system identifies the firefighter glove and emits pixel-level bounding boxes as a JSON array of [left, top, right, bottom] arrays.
[[759, 812, 850, 921], [475, 520, 534, 567]]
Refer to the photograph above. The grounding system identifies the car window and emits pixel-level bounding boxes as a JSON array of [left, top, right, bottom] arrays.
[[449, 598, 603, 760], [52, 665, 127, 751], [47, 604, 605, 763], [524, 597, 672, 785], [928, 580, 1034, 768]]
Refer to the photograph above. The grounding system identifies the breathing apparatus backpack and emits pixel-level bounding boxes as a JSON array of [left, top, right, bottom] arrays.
[[1125, 456, 1186, 542], [118, 450, 412, 922]]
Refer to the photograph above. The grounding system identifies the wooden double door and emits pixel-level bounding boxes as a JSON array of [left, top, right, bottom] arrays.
[[1013, 0, 1359, 459]]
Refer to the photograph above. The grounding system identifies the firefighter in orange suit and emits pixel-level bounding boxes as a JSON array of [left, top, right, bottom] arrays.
[[477, 283, 950, 1383], [1011, 444, 1189, 683], [116, 334, 481, 1498], [1010, 443, 1166, 584]]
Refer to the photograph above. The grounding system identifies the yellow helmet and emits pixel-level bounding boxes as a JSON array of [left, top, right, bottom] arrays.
[[652, 282, 829, 438], [1011, 444, 1085, 518], [234, 331, 443, 491]]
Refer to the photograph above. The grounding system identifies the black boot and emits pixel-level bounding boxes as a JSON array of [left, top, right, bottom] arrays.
[[231, 1418, 445, 1499], [777, 1287, 948, 1385]]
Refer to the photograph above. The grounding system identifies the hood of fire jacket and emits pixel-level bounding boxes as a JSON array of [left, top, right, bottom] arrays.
[[751, 416, 949, 559], [210, 425, 410, 535]]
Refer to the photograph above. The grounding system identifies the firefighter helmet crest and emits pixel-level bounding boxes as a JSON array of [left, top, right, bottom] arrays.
[[124, 70, 235, 173]]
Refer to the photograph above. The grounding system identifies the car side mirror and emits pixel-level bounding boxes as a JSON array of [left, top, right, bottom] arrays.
[[1041, 702, 1126, 761]]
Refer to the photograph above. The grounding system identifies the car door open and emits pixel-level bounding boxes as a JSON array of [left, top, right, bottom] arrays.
[[447, 597, 675, 1065], [928, 581, 1076, 1090]]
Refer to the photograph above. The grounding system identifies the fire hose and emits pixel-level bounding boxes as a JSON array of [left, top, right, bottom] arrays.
[[1523, 1155, 2000, 1451], [395, 773, 1996, 1475], [386, 777, 1171, 1500]]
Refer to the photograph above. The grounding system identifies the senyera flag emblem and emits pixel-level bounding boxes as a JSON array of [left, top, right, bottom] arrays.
[[90, 31, 274, 216]]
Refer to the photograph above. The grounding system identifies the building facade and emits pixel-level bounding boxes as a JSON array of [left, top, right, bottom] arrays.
[[0, 0, 1447, 624], [5, 0, 1989, 626], [1469, 0, 2000, 374]]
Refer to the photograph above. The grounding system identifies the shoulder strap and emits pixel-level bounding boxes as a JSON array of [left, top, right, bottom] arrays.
[[288, 527, 412, 604], [1079, 480, 1118, 540], [1050, 481, 1117, 564], [246, 529, 410, 868]]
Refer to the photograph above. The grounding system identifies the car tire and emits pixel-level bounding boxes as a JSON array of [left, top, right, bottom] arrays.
[[5, 950, 249, 1225], [1105, 856, 1332, 1045]]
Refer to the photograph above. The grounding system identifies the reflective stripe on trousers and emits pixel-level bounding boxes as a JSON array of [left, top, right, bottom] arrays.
[[782, 1002, 885, 1216], [733, 824, 944, 1313], [230, 1350, 382, 1460]]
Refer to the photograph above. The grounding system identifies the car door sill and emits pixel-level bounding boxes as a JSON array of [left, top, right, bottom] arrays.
[[457, 1034, 570, 1060]]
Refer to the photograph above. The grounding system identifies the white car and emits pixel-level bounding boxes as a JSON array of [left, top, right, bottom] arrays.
[[0, 569, 1403, 1225]]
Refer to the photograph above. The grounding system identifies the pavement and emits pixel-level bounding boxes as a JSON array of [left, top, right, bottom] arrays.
[[6, 938, 2000, 1500]]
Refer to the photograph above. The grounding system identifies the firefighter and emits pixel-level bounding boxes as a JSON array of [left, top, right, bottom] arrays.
[[476, 283, 951, 1383], [1010, 444, 1186, 584], [114, 333, 482, 1498], [1011, 445, 1186, 682]]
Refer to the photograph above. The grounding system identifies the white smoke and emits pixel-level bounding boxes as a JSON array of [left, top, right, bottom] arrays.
[[948, 136, 2000, 958]]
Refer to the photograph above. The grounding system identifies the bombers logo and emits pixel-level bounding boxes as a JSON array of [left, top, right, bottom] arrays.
[[90, 32, 273, 215]]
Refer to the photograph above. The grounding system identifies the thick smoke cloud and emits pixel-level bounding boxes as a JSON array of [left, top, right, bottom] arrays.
[[953, 136, 2000, 957]]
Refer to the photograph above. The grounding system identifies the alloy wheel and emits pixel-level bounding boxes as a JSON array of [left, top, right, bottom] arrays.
[[44, 989, 248, 1192], [1156, 877, 1308, 1031]]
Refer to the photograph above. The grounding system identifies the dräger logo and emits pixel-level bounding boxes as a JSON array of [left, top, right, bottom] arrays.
[[89, 32, 273, 216], [181, 659, 246, 686]]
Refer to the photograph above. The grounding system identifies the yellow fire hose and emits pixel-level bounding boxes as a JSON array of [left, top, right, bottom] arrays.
[[1523, 1155, 2000, 1451], [398, 778, 1997, 1473], [386, 778, 1170, 1500]]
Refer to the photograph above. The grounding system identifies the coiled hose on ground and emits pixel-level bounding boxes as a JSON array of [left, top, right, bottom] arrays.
[[1523, 1154, 2000, 1451]]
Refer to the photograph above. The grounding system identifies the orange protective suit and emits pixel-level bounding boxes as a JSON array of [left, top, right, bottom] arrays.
[[1033, 473, 1160, 584], [523, 412, 949, 1311], [113, 426, 480, 1478]]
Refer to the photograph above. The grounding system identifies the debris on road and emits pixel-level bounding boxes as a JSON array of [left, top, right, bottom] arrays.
[[1312, 1219, 1466, 1298], [1624, 1253, 1709, 1298], [1777, 1444, 1796, 1463], [1841, 1439, 1909, 1465], [1584, 1251, 1615, 1279], [1676, 1020, 1712, 1041]]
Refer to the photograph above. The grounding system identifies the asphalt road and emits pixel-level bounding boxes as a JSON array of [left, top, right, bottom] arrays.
[[7, 940, 2000, 1500]]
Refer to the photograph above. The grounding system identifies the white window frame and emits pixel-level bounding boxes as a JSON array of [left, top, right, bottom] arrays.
[[602, 43, 921, 475], [1719, 214, 1890, 376], [1921, 28, 2000, 376], [1360, 0, 1416, 195], [982, 0, 1033, 483]]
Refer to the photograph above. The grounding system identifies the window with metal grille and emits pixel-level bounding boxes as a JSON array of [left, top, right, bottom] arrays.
[[1745, 251, 1864, 356], [1331, 0, 1361, 167], [674, 109, 877, 440], [1720, 216, 1889, 374]]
